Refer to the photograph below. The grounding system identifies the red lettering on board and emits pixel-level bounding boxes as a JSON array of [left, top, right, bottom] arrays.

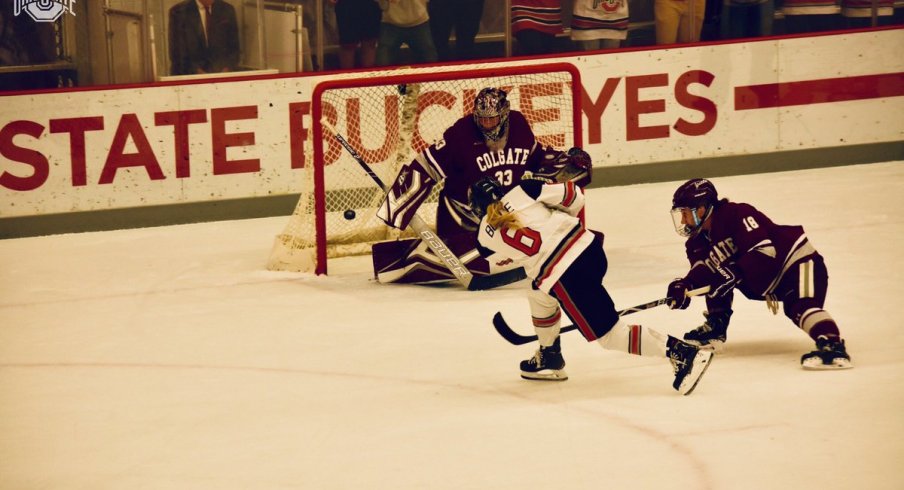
[[288, 102, 310, 169], [100, 113, 165, 184], [581, 78, 620, 145], [674, 70, 717, 136], [321, 102, 341, 166], [625, 74, 669, 141], [521, 82, 566, 148], [349, 96, 397, 165], [49, 116, 104, 186], [211, 106, 260, 175], [155, 109, 207, 178], [0, 120, 48, 192]]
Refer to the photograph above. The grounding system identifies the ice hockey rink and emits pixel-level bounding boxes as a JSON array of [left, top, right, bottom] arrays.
[[1, 161, 902, 489]]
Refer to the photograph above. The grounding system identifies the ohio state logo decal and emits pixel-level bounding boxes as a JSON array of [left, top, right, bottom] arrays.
[[13, 0, 75, 23]]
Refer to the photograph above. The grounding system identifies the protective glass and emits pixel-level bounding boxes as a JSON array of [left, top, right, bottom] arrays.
[[671, 206, 700, 237]]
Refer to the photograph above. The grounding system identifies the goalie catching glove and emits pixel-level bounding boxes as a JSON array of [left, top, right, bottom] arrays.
[[524, 147, 592, 188]]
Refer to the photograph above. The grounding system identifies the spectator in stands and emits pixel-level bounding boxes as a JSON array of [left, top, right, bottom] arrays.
[[376, 0, 437, 67], [840, 0, 895, 27], [720, 0, 774, 40], [428, 0, 485, 61], [330, 0, 382, 69], [778, 0, 839, 34], [655, 0, 706, 44], [169, 0, 239, 75], [570, 0, 629, 50], [0, 3, 59, 90], [700, 0, 724, 40], [511, 0, 565, 55]]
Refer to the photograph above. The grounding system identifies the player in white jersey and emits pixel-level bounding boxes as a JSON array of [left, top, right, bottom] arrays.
[[372, 87, 590, 286], [469, 172, 715, 395]]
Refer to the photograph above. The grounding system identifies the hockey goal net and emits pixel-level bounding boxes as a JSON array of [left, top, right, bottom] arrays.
[[267, 62, 582, 274]]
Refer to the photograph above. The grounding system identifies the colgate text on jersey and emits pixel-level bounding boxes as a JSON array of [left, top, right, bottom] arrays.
[[476, 147, 531, 172]]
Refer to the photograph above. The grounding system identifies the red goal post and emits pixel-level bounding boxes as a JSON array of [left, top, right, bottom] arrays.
[[267, 62, 583, 275]]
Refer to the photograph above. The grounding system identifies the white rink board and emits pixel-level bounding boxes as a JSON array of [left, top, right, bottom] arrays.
[[1, 28, 902, 217]]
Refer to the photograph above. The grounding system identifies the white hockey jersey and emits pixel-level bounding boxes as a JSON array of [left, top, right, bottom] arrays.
[[475, 180, 596, 293]]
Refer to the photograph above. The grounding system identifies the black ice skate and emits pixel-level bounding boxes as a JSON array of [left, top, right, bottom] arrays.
[[682, 312, 728, 350], [520, 337, 567, 381], [668, 337, 714, 395], [801, 336, 853, 370]]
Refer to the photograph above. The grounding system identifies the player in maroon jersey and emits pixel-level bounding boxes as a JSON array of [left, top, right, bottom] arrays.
[[469, 175, 714, 395], [665, 178, 852, 370], [372, 87, 590, 285]]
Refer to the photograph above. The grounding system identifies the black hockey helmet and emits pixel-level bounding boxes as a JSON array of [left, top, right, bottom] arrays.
[[671, 178, 718, 237], [468, 176, 504, 218], [473, 87, 510, 142]]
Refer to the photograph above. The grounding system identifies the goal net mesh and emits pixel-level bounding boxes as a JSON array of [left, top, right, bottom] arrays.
[[267, 63, 580, 273]]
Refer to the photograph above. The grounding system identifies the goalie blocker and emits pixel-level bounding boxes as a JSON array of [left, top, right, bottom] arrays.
[[372, 147, 592, 285]]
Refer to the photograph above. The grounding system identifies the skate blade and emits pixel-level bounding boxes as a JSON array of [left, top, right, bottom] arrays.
[[801, 357, 853, 370], [521, 369, 568, 381], [678, 350, 714, 395], [685, 339, 725, 352]]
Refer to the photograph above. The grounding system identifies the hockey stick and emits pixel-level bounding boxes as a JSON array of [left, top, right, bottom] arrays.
[[322, 120, 520, 291], [492, 286, 711, 345]]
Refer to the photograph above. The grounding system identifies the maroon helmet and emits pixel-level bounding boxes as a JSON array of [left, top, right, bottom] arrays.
[[671, 178, 718, 237]]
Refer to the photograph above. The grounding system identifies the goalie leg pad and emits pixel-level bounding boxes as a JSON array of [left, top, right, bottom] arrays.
[[372, 234, 489, 284]]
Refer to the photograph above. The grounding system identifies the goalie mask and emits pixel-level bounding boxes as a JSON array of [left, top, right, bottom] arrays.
[[670, 178, 718, 237], [473, 87, 510, 142], [468, 176, 504, 218]]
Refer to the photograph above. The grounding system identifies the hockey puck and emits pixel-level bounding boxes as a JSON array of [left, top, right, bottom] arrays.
[[344, 209, 356, 220]]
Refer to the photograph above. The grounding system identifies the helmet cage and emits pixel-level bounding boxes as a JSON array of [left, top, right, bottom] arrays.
[[473, 88, 510, 142]]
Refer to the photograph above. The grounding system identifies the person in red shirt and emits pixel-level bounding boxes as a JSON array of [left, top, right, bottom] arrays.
[[511, 0, 564, 55]]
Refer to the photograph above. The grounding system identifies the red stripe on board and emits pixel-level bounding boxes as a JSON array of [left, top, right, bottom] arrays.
[[734, 72, 904, 110]]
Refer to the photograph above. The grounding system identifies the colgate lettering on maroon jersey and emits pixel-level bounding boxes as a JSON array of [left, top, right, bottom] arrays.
[[476, 147, 531, 172], [703, 238, 737, 274]]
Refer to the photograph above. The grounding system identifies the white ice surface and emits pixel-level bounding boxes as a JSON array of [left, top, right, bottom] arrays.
[[1, 162, 903, 490]]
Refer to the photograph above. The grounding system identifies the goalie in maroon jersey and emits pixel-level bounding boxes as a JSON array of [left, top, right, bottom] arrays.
[[665, 178, 853, 370], [372, 87, 591, 285]]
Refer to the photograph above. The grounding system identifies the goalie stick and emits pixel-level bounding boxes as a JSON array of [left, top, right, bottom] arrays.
[[492, 286, 711, 345], [322, 119, 525, 291]]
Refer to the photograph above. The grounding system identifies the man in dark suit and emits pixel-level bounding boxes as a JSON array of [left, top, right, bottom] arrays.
[[168, 0, 240, 75]]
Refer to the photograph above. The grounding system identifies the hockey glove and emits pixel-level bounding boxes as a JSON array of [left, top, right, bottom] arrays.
[[707, 262, 741, 299], [527, 147, 593, 186], [667, 278, 693, 310], [565, 147, 592, 171]]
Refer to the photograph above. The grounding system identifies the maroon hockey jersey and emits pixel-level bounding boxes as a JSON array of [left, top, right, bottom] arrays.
[[377, 110, 558, 237], [682, 200, 819, 309]]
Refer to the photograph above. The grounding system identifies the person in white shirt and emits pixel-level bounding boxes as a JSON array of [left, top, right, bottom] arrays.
[[376, 0, 437, 66]]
